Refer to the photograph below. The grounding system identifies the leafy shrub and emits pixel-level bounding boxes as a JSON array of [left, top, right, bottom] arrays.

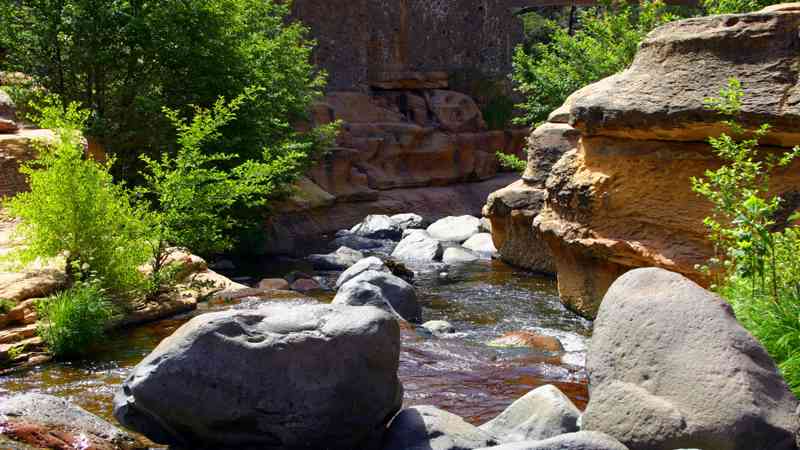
[[36, 281, 114, 359], [496, 151, 528, 172], [3, 96, 152, 297], [0, 298, 15, 314], [693, 79, 800, 395], [512, 1, 681, 126], [140, 89, 334, 257], [0, 0, 326, 176], [703, 0, 783, 14]]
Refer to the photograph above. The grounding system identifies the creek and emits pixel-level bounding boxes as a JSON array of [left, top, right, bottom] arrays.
[[0, 241, 592, 437]]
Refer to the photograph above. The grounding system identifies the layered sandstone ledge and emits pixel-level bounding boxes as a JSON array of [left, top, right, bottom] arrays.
[[487, 4, 800, 318], [267, 89, 528, 254]]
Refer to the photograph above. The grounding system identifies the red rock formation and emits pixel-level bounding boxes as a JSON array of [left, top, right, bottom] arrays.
[[488, 4, 800, 318]]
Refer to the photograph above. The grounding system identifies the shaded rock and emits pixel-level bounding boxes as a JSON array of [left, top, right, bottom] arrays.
[[190, 269, 250, 301], [427, 215, 481, 242], [479, 217, 492, 233], [583, 268, 800, 450], [462, 233, 497, 257], [421, 320, 456, 336], [0, 89, 18, 133], [336, 256, 390, 289], [351, 214, 402, 239], [257, 278, 291, 290], [384, 258, 415, 283], [392, 231, 443, 262], [488, 331, 564, 353], [402, 228, 428, 239], [285, 271, 314, 284], [333, 270, 421, 323], [427, 90, 487, 133], [480, 385, 579, 443], [290, 277, 323, 293], [390, 213, 425, 230], [442, 246, 480, 265], [331, 234, 384, 250], [476, 431, 629, 450], [0, 393, 144, 450], [308, 246, 364, 270], [114, 304, 402, 450], [210, 259, 235, 271], [383, 405, 496, 450]]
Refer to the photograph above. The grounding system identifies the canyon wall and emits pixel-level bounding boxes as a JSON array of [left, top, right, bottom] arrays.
[[487, 3, 800, 318], [266, 89, 527, 254], [291, 0, 530, 91]]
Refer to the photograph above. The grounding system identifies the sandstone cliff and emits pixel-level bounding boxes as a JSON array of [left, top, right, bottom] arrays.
[[266, 88, 528, 254], [487, 4, 800, 318]]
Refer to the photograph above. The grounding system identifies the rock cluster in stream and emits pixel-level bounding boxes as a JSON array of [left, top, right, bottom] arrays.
[[2, 246, 798, 449], [104, 264, 800, 449]]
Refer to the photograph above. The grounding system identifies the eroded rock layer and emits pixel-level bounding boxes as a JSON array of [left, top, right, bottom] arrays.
[[488, 4, 800, 318], [268, 88, 527, 254]]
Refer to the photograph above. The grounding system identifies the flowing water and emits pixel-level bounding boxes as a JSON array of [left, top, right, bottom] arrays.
[[0, 242, 592, 441]]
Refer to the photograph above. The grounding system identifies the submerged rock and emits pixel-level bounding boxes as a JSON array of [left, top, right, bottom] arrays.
[[331, 233, 385, 250], [0, 393, 144, 450], [333, 270, 421, 323], [426, 215, 482, 243], [421, 320, 456, 336], [382, 405, 496, 450], [476, 431, 629, 450], [480, 385, 580, 443], [257, 278, 291, 290], [488, 331, 564, 353], [114, 304, 402, 450], [583, 268, 800, 450], [392, 231, 444, 262], [308, 246, 364, 270]]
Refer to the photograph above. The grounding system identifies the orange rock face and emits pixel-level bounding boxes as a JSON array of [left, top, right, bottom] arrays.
[[489, 5, 800, 318]]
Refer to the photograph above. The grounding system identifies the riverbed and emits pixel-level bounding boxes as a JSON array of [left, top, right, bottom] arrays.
[[0, 253, 591, 435]]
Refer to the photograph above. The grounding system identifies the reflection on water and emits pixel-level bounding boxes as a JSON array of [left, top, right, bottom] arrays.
[[0, 257, 591, 430]]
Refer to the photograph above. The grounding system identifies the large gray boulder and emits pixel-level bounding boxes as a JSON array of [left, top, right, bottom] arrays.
[[335, 256, 391, 288], [333, 270, 422, 322], [308, 246, 364, 270], [382, 405, 496, 450], [427, 216, 482, 242], [480, 385, 580, 443], [351, 215, 402, 239], [583, 268, 800, 450], [113, 304, 403, 450], [476, 431, 629, 450], [0, 393, 143, 450], [392, 231, 444, 262]]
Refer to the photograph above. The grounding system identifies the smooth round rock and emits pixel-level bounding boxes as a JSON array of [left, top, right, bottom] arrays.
[[114, 304, 403, 450]]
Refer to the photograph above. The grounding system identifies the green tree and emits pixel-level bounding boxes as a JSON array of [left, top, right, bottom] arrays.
[[140, 89, 334, 258], [3, 96, 152, 297], [512, 1, 681, 126], [0, 0, 326, 177]]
